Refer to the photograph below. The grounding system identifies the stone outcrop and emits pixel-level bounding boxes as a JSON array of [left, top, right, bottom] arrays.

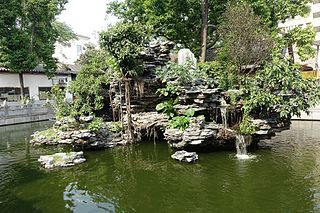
[[164, 114, 289, 150], [109, 41, 175, 119], [38, 151, 86, 169], [31, 118, 127, 150], [164, 117, 235, 149], [141, 41, 175, 71], [132, 112, 168, 141], [171, 150, 198, 163]]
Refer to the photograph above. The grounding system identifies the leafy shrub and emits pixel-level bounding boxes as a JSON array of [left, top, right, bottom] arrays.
[[169, 108, 195, 131], [170, 116, 190, 131], [156, 82, 181, 97], [37, 128, 57, 140], [156, 98, 178, 118], [50, 85, 72, 119], [110, 122, 123, 133], [241, 57, 320, 119], [156, 61, 207, 85], [239, 115, 256, 135], [70, 47, 110, 116], [87, 117, 103, 132], [197, 61, 238, 90]]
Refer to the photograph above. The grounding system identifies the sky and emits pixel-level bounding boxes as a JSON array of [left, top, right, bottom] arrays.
[[58, 0, 118, 42]]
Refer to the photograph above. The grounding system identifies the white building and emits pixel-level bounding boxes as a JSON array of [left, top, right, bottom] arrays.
[[0, 34, 91, 103], [278, 0, 320, 69], [0, 64, 80, 102], [53, 34, 91, 64]]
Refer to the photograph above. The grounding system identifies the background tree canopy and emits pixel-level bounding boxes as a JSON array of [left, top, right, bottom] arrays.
[[0, 0, 69, 97], [107, 0, 313, 54]]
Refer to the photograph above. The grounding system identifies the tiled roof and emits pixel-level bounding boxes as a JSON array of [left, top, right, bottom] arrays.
[[0, 63, 81, 75]]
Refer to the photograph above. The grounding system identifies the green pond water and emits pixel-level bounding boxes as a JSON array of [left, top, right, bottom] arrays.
[[1, 121, 320, 212]]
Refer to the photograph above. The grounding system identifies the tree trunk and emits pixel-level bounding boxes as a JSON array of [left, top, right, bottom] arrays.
[[19, 73, 25, 100], [316, 45, 320, 78], [119, 81, 124, 127], [124, 79, 134, 143], [200, 0, 209, 63], [288, 43, 295, 63]]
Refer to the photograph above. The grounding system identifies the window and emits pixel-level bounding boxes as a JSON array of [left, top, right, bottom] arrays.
[[0, 87, 29, 102], [315, 26, 320, 32], [77, 45, 82, 56], [314, 12, 320, 18], [38, 87, 51, 100]]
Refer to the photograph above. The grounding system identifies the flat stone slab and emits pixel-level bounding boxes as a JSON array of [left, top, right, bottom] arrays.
[[171, 150, 198, 163], [38, 151, 86, 169]]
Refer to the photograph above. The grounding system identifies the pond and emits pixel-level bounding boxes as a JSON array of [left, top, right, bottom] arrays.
[[1, 121, 320, 212]]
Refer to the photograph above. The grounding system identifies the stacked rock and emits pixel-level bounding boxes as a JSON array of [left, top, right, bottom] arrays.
[[141, 41, 175, 72]]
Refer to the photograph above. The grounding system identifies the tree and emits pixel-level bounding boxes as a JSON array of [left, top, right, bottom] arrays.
[[53, 21, 77, 46], [107, 0, 312, 54], [218, 3, 274, 84], [70, 46, 110, 116], [200, 0, 209, 62], [0, 0, 68, 99], [241, 56, 320, 119], [107, 0, 203, 52], [283, 25, 316, 62], [242, 0, 312, 28], [100, 22, 149, 142]]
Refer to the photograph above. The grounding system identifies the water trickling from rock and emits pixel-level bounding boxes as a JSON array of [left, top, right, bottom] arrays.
[[177, 49, 197, 67], [235, 134, 255, 160]]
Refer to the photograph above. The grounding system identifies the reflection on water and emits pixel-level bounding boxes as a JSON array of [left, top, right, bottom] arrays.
[[64, 182, 116, 213], [1, 121, 320, 212]]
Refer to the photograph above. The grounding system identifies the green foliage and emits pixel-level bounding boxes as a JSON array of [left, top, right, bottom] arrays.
[[70, 47, 110, 116], [87, 117, 103, 132], [50, 85, 72, 119], [169, 108, 195, 131], [107, 0, 203, 52], [107, 0, 311, 53], [52, 21, 77, 46], [241, 57, 320, 119], [58, 117, 78, 131], [110, 122, 123, 133], [239, 115, 256, 135], [156, 82, 181, 97], [284, 25, 316, 61], [185, 108, 195, 117], [156, 61, 198, 84], [226, 90, 242, 106], [0, 0, 68, 74], [37, 128, 57, 140], [197, 61, 238, 90], [218, 3, 274, 76], [241, 0, 312, 28], [100, 22, 149, 78], [156, 98, 178, 118], [170, 116, 190, 131]]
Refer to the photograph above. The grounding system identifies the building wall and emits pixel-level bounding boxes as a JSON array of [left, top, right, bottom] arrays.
[[53, 35, 91, 64], [0, 72, 73, 101], [278, 1, 320, 68]]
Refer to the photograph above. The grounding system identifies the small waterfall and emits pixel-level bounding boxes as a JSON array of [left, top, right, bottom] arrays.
[[177, 49, 197, 67], [235, 134, 255, 160]]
